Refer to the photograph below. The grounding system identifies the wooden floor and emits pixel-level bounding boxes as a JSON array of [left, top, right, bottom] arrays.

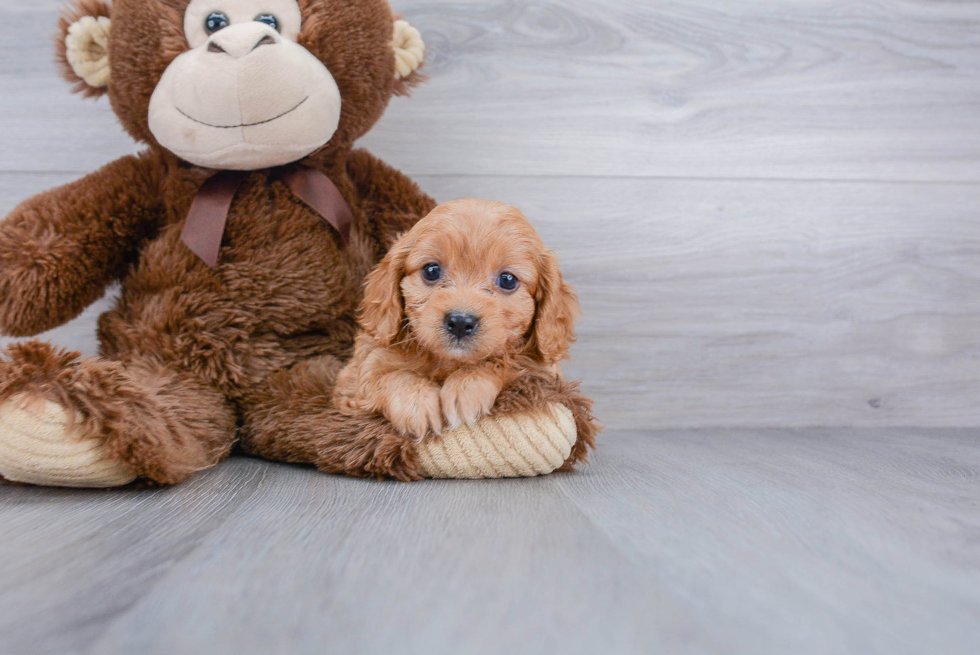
[[1, 1, 979, 653], [1, 429, 977, 655]]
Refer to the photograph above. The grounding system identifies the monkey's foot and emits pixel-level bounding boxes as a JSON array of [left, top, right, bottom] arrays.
[[0, 392, 136, 488], [415, 403, 577, 479]]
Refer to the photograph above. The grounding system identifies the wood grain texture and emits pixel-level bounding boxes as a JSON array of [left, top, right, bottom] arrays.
[[366, 0, 980, 181], [0, 430, 978, 654], [418, 175, 980, 429], [4, 173, 978, 429], [0, 1, 978, 652], [3, 1, 980, 180]]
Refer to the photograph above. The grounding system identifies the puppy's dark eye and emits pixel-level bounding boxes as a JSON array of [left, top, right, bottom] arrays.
[[497, 272, 519, 291], [254, 14, 279, 31], [205, 12, 230, 34], [422, 263, 442, 283]]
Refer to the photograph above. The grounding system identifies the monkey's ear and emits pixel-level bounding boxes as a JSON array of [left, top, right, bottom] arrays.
[[55, 0, 112, 98], [392, 19, 427, 97]]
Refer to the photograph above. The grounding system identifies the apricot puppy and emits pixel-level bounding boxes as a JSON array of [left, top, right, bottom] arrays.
[[335, 198, 579, 441]]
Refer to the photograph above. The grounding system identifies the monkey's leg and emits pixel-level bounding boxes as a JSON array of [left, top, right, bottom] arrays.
[[239, 355, 424, 482], [241, 359, 600, 481], [0, 341, 237, 487]]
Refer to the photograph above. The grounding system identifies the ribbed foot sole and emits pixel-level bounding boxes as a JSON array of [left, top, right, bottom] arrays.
[[0, 393, 136, 488], [416, 403, 576, 479]]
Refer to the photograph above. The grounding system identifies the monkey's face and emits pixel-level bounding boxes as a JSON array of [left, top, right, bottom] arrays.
[[148, 0, 341, 170], [56, 0, 425, 170]]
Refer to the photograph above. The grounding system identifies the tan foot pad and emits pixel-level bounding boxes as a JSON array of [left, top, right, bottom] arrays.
[[416, 403, 576, 479], [0, 393, 136, 488]]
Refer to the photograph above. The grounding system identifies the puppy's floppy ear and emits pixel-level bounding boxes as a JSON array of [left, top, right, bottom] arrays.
[[360, 238, 413, 347], [528, 249, 581, 364], [56, 0, 113, 98]]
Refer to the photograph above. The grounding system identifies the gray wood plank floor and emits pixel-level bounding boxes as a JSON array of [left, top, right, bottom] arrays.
[[1, 1, 978, 653], [2, 430, 978, 654]]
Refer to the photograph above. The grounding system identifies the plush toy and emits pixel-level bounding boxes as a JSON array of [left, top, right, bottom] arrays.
[[0, 0, 595, 487]]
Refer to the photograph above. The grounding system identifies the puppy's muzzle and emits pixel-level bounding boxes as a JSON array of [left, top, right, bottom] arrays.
[[444, 311, 479, 341]]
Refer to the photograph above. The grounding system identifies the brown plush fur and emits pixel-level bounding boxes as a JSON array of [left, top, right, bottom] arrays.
[[0, 341, 235, 484], [244, 360, 598, 482], [334, 199, 583, 442], [104, 0, 419, 152], [0, 0, 436, 485]]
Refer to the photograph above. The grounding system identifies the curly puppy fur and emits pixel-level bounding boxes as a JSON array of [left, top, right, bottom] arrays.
[[0, 0, 434, 485], [326, 199, 597, 477]]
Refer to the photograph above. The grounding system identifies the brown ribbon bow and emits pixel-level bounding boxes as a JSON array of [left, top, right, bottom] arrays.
[[181, 167, 353, 268]]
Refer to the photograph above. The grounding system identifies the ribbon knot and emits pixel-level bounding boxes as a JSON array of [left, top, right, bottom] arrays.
[[181, 166, 353, 268]]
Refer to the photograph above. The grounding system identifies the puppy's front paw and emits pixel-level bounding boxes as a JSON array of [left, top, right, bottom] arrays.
[[383, 376, 443, 441], [441, 369, 503, 429]]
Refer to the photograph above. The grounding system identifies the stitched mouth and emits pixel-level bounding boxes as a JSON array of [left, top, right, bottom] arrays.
[[176, 96, 309, 129]]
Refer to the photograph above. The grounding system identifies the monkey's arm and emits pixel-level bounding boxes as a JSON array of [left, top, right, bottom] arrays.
[[0, 151, 165, 336], [347, 149, 436, 249]]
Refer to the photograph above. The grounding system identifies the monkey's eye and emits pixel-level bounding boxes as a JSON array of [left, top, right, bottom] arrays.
[[254, 14, 280, 31], [421, 263, 442, 283], [205, 12, 230, 34], [497, 272, 519, 291]]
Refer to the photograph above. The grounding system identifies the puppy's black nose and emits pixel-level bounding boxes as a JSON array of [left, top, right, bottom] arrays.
[[445, 311, 479, 340]]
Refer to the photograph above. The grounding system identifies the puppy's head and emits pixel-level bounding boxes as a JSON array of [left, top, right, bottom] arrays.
[[361, 199, 579, 365]]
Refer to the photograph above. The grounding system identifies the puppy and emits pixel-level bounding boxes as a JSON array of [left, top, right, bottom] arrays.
[[334, 198, 580, 441]]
